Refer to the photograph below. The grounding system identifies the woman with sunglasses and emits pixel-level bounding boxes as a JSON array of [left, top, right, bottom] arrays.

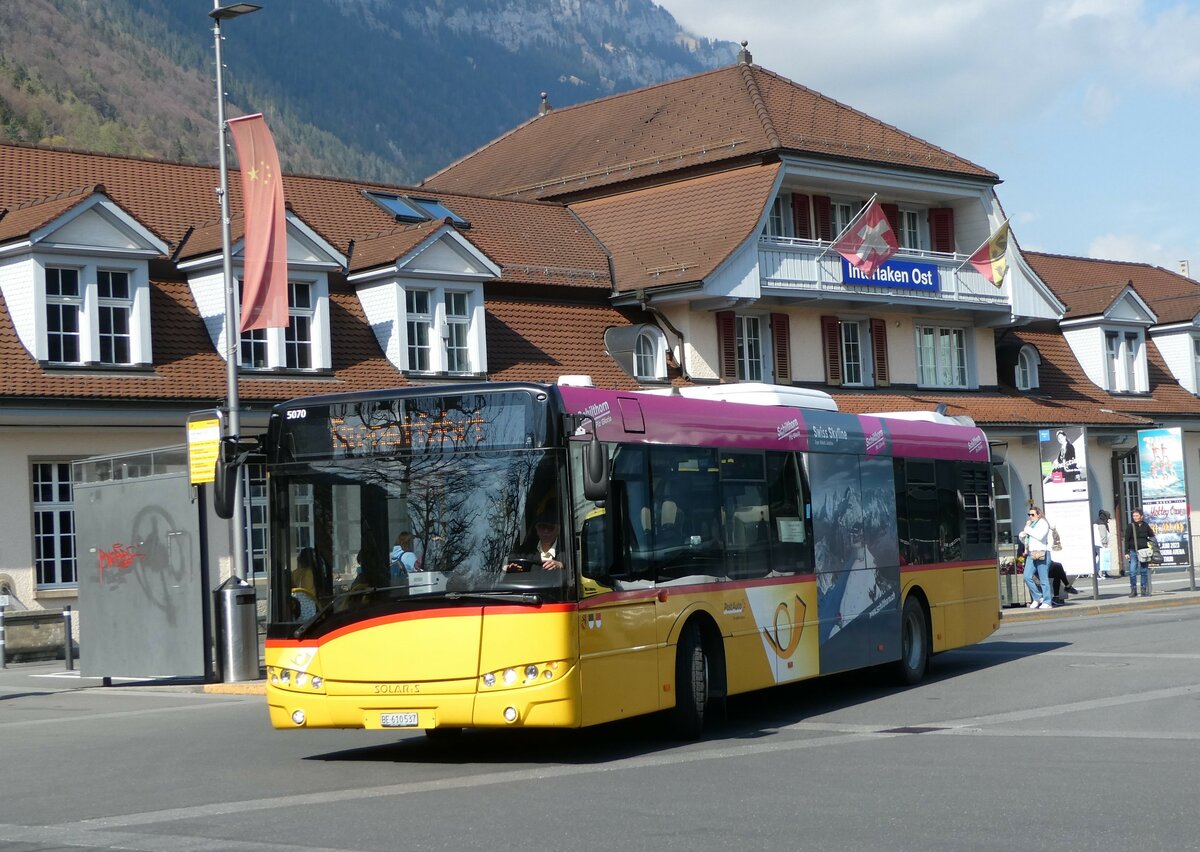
[[1019, 506, 1054, 609]]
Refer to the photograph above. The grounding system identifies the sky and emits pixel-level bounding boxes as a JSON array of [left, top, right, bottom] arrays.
[[657, 0, 1200, 275]]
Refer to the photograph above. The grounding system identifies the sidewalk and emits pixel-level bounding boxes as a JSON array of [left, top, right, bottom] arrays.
[[4, 575, 1199, 693], [1001, 569, 1200, 622]]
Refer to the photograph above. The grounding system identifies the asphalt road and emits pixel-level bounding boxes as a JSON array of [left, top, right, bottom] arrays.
[[2, 604, 1199, 851]]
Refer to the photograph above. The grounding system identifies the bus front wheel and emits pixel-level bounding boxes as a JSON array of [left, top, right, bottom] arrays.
[[671, 623, 708, 739], [894, 595, 929, 686]]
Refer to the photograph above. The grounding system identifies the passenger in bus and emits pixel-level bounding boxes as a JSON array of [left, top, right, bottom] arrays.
[[389, 531, 418, 582]]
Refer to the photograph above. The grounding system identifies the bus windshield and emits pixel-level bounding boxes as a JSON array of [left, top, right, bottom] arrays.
[[266, 387, 571, 634]]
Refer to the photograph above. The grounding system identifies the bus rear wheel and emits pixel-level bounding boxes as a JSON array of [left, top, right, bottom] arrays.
[[670, 623, 708, 739], [893, 595, 929, 686]]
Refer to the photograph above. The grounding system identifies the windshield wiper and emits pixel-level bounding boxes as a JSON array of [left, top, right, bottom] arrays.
[[443, 591, 543, 605]]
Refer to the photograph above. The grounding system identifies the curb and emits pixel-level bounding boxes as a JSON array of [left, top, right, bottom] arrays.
[[1001, 592, 1200, 622], [202, 680, 266, 695]]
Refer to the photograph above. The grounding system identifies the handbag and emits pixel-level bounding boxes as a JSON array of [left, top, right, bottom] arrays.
[[1137, 547, 1153, 561], [1149, 547, 1164, 565], [1030, 549, 1047, 561], [1051, 527, 1062, 551]]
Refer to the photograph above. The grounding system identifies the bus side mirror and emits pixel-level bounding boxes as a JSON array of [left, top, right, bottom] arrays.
[[212, 437, 240, 520], [213, 436, 260, 519], [583, 433, 609, 503]]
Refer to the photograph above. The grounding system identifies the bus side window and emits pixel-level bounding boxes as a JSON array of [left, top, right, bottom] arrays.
[[766, 451, 813, 575], [609, 446, 653, 581]]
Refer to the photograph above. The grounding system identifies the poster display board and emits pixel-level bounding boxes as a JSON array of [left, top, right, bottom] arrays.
[[1038, 426, 1092, 574], [1137, 427, 1192, 568]]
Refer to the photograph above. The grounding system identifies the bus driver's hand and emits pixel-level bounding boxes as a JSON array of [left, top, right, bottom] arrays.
[[541, 558, 562, 571]]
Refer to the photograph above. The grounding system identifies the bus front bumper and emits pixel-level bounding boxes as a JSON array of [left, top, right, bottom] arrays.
[[266, 666, 581, 730]]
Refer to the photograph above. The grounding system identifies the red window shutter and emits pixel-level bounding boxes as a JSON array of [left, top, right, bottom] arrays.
[[869, 318, 890, 388], [770, 313, 791, 384], [716, 311, 737, 382], [790, 194, 811, 239], [881, 203, 900, 237], [929, 208, 955, 253], [820, 315, 842, 387], [813, 195, 833, 242]]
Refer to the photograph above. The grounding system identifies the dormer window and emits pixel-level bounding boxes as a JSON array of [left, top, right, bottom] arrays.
[[634, 327, 667, 381], [1016, 345, 1040, 391], [41, 262, 149, 367], [1104, 329, 1145, 392], [237, 276, 329, 372], [400, 284, 483, 374]]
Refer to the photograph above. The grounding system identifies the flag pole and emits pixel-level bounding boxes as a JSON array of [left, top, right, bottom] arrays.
[[210, 1, 261, 582]]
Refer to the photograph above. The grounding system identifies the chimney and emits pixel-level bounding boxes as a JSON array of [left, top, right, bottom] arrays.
[[737, 40, 752, 65], [538, 91, 553, 116], [1179, 260, 1191, 278]]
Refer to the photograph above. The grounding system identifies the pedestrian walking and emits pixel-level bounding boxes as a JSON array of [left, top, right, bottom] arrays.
[[1123, 508, 1157, 598], [1019, 506, 1054, 609], [1093, 509, 1112, 577]]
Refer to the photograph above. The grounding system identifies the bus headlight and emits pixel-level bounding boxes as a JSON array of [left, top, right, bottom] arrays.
[[480, 661, 566, 690]]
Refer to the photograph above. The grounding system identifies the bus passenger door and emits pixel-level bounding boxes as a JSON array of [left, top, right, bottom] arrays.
[[575, 444, 660, 726]]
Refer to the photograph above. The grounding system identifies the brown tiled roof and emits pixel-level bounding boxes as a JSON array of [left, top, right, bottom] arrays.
[[573, 163, 780, 292], [0, 184, 104, 241], [1026, 252, 1200, 323], [0, 143, 627, 406], [423, 63, 995, 201], [0, 143, 611, 288], [485, 296, 639, 389]]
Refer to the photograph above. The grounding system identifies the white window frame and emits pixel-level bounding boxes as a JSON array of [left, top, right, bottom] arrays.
[[1192, 336, 1200, 394], [736, 314, 766, 382], [400, 282, 485, 375], [406, 288, 433, 372], [634, 327, 668, 381], [897, 208, 922, 250], [840, 320, 869, 386], [96, 269, 133, 365], [1103, 327, 1146, 393], [1016, 344, 1040, 391], [763, 197, 785, 238], [285, 281, 315, 370], [244, 462, 268, 578], [444, 290, 471, 374], [830, 200, 862, 238], [236, 273, 330, 371], [915, 324, 969, 389], [31, 460, 77, 589], [39, 260, 149, 366], [45, 266, 83, 364]]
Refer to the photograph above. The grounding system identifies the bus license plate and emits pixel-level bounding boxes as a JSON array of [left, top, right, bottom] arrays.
[[380, 712, 418, 728]]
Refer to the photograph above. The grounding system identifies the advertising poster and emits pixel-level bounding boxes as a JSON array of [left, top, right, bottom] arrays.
[[1038, 426, 1091, 574], [1137, 428, 1192, 568]]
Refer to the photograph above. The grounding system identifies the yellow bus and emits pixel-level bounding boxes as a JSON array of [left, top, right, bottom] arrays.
[[255, 381, 998, 738]]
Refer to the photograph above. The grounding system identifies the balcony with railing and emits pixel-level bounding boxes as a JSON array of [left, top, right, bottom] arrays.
[[759, 236, 1010, 310]]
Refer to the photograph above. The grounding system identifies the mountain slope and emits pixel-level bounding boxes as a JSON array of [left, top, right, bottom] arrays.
[[0, 0, 735, 185]]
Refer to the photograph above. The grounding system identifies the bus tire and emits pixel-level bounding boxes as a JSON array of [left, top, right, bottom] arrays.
[[893, 595, 929, 686], [671, 622, 708, 739]]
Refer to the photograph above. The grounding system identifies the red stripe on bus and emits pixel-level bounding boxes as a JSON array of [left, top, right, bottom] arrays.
[[266, 602, 577, 648]]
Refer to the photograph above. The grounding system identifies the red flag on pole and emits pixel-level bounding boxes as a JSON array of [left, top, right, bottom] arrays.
[[967, 221, 1011, 287], [831, 198, 899, 277], [227, 114, 287, 331]]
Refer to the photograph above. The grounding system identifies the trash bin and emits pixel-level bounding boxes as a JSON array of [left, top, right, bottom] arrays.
[[214, 577, 258, 682]]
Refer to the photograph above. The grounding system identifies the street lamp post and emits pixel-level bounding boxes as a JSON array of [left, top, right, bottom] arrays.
[[210, 1, 261, 581]]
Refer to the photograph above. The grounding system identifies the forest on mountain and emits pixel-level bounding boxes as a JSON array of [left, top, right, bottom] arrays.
[[0, 0, 734, 185]]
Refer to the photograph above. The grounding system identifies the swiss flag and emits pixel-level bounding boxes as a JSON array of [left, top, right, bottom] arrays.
[[832, 199, 899, 276]]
